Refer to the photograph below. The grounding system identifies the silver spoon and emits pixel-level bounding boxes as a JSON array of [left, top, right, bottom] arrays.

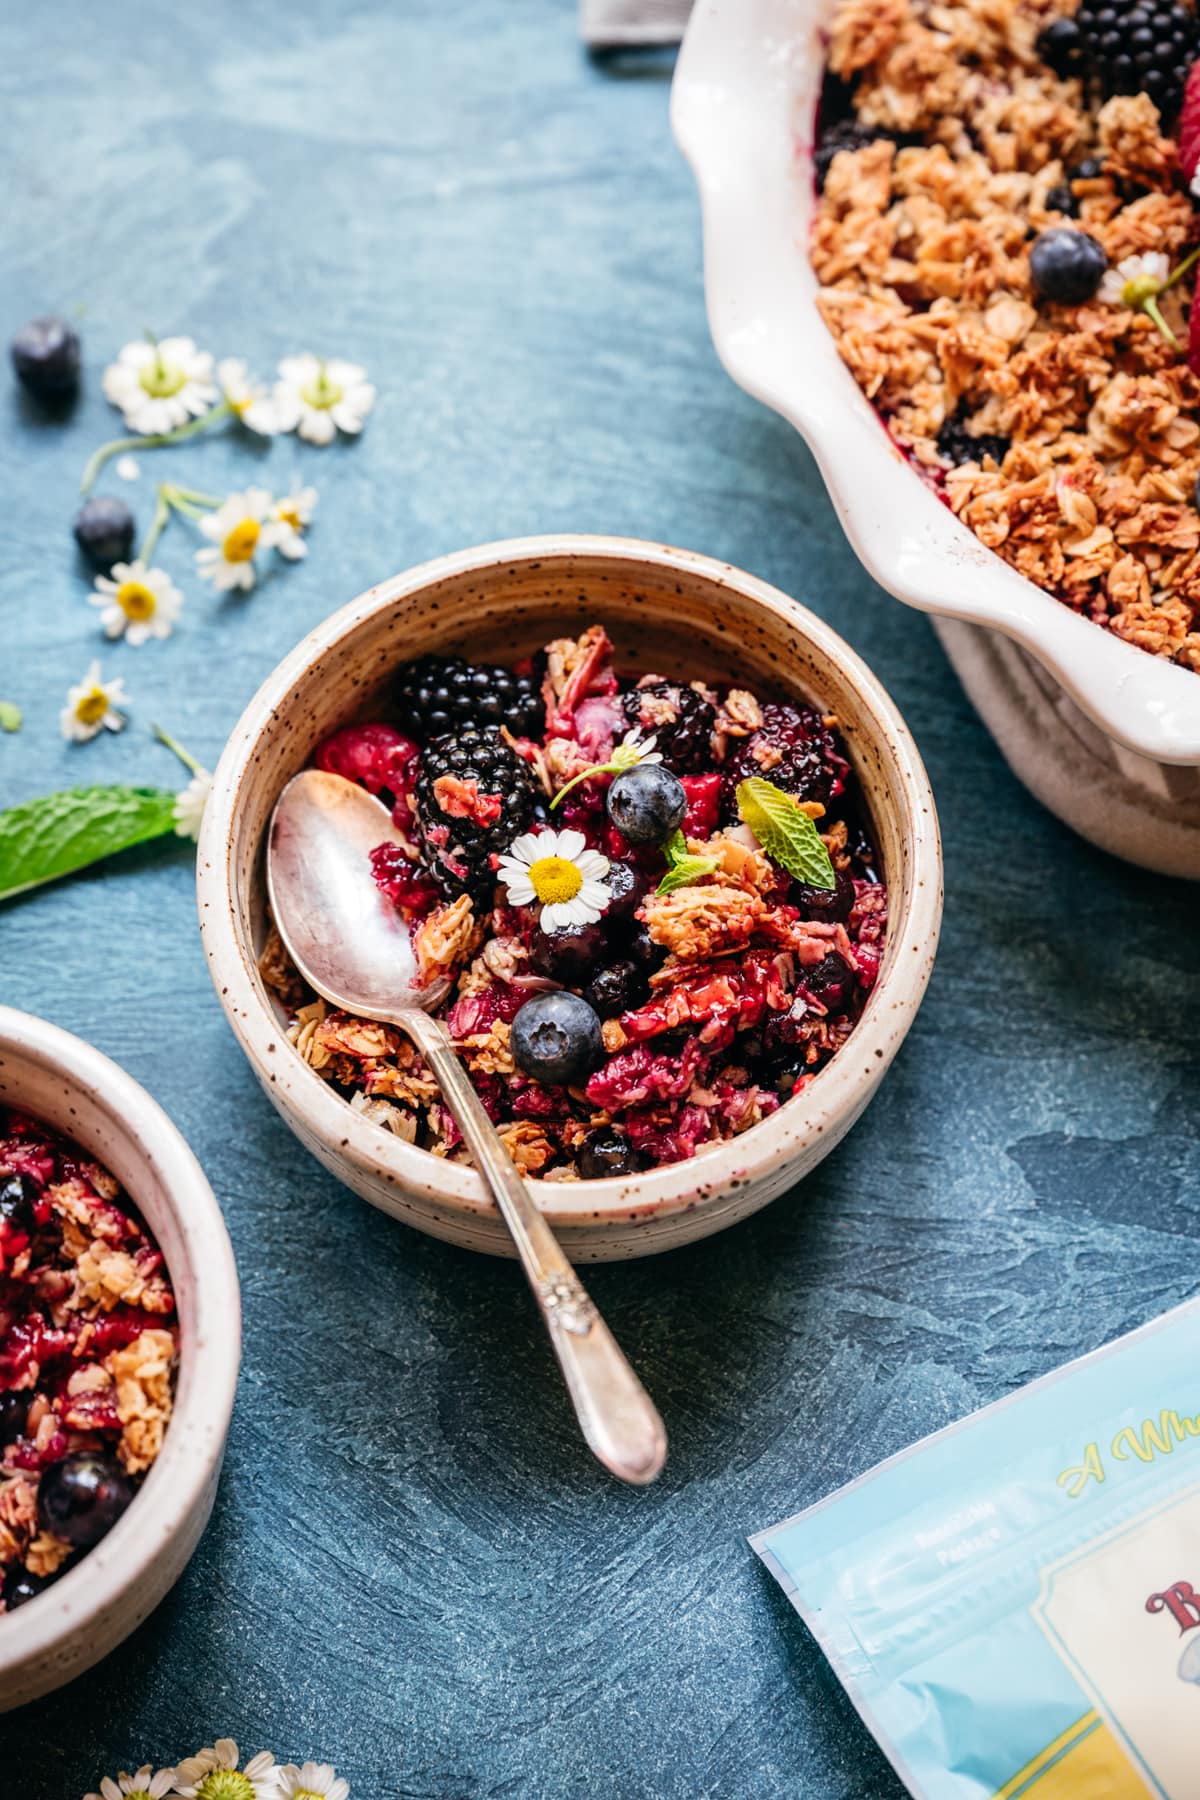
[[267, 768, 667, 1486]]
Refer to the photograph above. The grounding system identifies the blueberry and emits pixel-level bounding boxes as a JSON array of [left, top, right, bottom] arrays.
[[10, 316, 80, 397], [800, 953, 858, 1014], [606, 765, 687, 845], [627, 924, 667, 973], [794, 869, 855, 924], [1069, 157, 1104, 180], [0, 1174, 33, 1232], [510, 992, 604, 1086], [1029, 229, 1107, 304], [1044, 182, 1078, 217], [1, 1565, 50, 1611], [73, 496, 136, 571], [605, 858, 650, 925], [584, 960, 650, 1020], [528, 921, 607, 982], [0, 1392, 28, 1445], [37, 1451, 134, 1551], [577, 1126, 642, 1179], [1037, 16, 1084, 73]]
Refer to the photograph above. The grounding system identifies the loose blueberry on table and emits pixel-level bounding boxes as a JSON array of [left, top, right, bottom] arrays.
[[0, 1110, 178, 1614], [264, 625, 887, 1178], [811, 0, 1200, 671]]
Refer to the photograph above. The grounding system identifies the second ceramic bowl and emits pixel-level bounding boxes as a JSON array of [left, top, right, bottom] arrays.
[[197, 535, 942, 1260]]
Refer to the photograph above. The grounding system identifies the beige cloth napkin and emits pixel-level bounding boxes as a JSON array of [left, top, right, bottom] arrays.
[[579, 0, 692, 46]]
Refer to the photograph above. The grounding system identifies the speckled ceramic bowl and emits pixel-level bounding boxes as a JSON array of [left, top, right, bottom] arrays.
[[0, 1008, 240, 1711], [197, 535, 942, 1260]]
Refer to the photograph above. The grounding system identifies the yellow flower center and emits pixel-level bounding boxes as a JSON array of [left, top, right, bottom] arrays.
[[75, 688, 110, 726], [528, 855, 583, 905], [300, 364, 343, 410], [195, 1772, 254, 1800], [116, 580, 157, 621], [139, 356, 187, 399], [277, 506, 302, 529], [1123, 271, 1162, 309], [222, 518, 260, 563]]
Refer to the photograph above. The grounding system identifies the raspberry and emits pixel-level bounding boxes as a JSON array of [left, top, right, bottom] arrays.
[[679, 773, 722, 840], [1180, 59, 1200, 182], [314, 722, 420, 801], [1189, 279, 1200, 376], [720, 703, 849, 816], [368, 843, 440, 916]]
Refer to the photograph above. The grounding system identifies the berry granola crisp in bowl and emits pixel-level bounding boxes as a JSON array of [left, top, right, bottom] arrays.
[[673, 0, 1200, 871], [0, 1008, 239, 1710], [198, 536, 942, 1261]]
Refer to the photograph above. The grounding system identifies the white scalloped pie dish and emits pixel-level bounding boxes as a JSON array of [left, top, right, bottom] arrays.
[[672, 0, 1200, 875]]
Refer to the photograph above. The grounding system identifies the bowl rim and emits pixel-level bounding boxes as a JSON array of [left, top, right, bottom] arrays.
[[670, 0, 1200, 767], [0, 1006, 240, 1670], [198, 532, 942, 1235]]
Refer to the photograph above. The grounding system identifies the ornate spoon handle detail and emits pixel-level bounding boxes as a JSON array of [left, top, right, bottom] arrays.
[[406, 1011, 668, 1486]]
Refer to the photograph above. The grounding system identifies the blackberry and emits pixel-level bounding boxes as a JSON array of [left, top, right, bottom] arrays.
[[414, 725, 537, 901], [620, 681, 715, 773], [395, 654, 544, 741], [1070, 0, 1199, 119], [720, 703, 850, 816], [937, 408, 1011, 469], [1044, 182, 1079, 216], [813, 119, 911, 190]]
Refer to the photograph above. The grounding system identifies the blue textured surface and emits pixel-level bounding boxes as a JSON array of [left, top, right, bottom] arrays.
[[2, 5, 1197, 1796]]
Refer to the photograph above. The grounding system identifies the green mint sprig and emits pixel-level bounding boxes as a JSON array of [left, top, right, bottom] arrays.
[[0, 786, 180, 902], [736, 777, 836, 889], [655, 828, 719, 895]]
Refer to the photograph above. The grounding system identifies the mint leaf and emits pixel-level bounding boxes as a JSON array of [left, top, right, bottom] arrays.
[[0, 702, 21, 734], [736, 777, 837, 889], [0, 786, 179, 902], [655, 828, 719, 895]]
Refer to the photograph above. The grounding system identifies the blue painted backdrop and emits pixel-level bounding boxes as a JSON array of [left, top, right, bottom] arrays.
[[2, 4, 1197, 1796]]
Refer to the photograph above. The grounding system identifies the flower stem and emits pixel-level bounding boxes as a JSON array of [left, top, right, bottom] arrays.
[[1144, 295, 1180, 350], [138, 488, 173, 565], [551, 758, 619, 808], [152, 723, 204, 776], [1163, 244, 1200, 294], [80, 402, 233, 493]]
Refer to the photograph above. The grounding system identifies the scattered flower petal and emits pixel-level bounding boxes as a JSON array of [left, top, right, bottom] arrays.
[[217, 357, 280, 436], [101, 337, 217, 434], [496, 826, 611, 931], [195, 488, 280, 593], [272, 354, 375, 444], [60, 660, 128, 742], [89, 560, 183, 645], [270, 485, 318, 560], [115, 455, 141, 481], [173, 769, 213, 841]]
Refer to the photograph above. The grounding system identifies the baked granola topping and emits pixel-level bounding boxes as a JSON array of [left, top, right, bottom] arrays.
[[266, 629, 888, 1177], [0, 1110, 178, 1613], [812, 0, 1200, 671]]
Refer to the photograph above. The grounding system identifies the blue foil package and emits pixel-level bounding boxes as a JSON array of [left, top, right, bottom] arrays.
[[752, 1298, 1200, 1799]]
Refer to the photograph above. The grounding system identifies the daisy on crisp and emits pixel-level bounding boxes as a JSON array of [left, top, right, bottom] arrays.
[[195, 488, 279, 593], [60, 661, 128, 742], [270, 485, 318, 560], [102, 336, 217, 434], [85, 1768, 176, 1800], [169, 1739, 279, 1800], [217, 357, 280, 436], [497, 827, 612, 931], [275, 1763, 349, 1800], [89, 560, 183, 645], [174, 769, 213, 840], [1099, 251, 1171, 308], [272, 354, 375, 445]]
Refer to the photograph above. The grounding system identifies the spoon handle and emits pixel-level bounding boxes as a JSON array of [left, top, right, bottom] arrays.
[[405, 1012, 667, 1487]]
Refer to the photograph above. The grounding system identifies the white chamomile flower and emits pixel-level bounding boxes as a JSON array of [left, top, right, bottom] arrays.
[[89, 560, 183, 646], [217, 357, 280, 435], [272, 354, 375, 445], [496, 827, 612, 931], [1099, 251, 1171, 307], [102, 336, 217, 434], [611, 726, 662, 769], [174, 769, 213, 840], [169, 1740, 279, 1800], [195, 488, 280, 593], [60, 660, 128, 743], [270, 485, 318, 560], [85, 1767, 176, 1800], [276, 1764, 349, 1800]]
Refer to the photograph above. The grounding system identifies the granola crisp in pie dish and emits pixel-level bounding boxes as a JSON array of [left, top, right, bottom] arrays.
[[261, 623, 888, 1180], [812, 0, 1200, 670], [0, 1107, 177, 1615]]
